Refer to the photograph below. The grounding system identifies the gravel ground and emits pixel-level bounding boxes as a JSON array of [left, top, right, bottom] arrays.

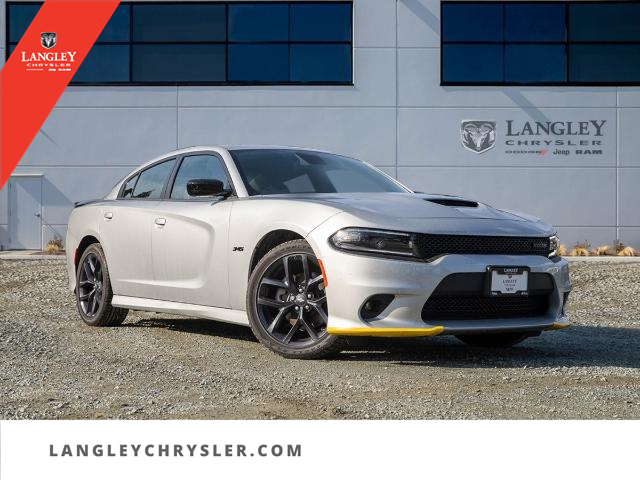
[[0, 259, 639, 420]]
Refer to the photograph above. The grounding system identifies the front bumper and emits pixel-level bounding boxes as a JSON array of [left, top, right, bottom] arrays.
[[311, 239, 571, 337]]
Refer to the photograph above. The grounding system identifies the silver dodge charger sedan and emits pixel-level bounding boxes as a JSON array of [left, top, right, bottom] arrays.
[[66, 146, 571, 359]]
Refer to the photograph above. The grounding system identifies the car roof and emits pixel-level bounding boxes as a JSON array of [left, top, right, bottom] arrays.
[[139, 145, 335, 168], [116, 145, 342, 191]]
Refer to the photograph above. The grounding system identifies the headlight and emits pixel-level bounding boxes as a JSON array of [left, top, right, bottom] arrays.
[[549, 235, 560, 257], [330, 228, 417, 257]]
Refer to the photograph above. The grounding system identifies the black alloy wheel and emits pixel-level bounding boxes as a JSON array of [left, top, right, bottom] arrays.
[[78, 251, 104, 317], [247, 240, 343, 359], [75, 243, 128, 327]]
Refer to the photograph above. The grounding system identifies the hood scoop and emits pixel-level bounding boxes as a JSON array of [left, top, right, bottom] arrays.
[[425, 198, 479, 208]]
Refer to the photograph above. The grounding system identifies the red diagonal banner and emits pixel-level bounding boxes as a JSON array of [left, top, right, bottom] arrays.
[[0, 0, 120, 190]]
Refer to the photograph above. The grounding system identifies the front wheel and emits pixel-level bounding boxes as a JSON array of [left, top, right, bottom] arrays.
[[455, 332, 529, 348], [76, 243, 128, 327], [247, 240, 343, 359]]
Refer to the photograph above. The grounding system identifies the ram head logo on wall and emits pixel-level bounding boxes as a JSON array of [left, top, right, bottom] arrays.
[[41, 32, 57, 49], [461, 121, 496, 154]]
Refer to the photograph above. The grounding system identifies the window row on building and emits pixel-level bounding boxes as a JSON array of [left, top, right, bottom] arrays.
[[7, 1, 353, 85], [442, 1, 640, 85], [7, 1, 640, 87]]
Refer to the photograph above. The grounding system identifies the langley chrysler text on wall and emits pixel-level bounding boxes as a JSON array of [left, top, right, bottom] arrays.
[[461, 120, 607, 156]]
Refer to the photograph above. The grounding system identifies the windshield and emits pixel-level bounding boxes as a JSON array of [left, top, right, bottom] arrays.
[[230, 149, 408, 196]]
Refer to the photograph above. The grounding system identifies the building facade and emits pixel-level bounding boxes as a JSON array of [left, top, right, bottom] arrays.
[[1, 0, 639, 251]]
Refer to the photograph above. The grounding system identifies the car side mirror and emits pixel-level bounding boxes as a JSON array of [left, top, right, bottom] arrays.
[[186, 179, 226, 197]]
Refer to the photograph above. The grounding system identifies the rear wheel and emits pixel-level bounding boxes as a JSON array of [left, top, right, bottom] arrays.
[[455, 332, 529, 348], [76, 243, 128, 327], [247, 240, 343, 359]]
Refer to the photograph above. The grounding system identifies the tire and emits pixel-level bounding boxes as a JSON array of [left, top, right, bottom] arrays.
[[247, 240, 344, 359], [75, 243, 128, 327], [455, 332, 530, 348]]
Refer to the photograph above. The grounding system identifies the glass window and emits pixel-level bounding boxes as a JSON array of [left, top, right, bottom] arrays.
[[121, 175, 139, 199], [132, 4, 226, 42], [228, 4, 289, 42], [133, 45, 226, 83], [7, 1, 353, 86], [132, 160, 176, 199], [229, 45, 289, 82], [8, 4, 42, 43], [442, 44, 504, 83], [505, 45, 566, 83], [442, 1, 640, 85], [570, 3, 640, 41], [570, 45, 640, 83], [290, 3, 352, 42], [73, 45, 130, 83], [442, 3, 503, 42], [97, 5, 130, 42], [291, 44, 352, 83], [171, 155, 231, 200], [230, 149, 407, 196], [505, 3, 565, 42]]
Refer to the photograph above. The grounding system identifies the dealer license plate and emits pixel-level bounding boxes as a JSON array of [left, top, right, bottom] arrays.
[[487, 267, 529, 296]]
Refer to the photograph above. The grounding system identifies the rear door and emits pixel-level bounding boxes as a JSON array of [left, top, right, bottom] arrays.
[[99, 158, 176, 299], [150, 153, 233, 307]]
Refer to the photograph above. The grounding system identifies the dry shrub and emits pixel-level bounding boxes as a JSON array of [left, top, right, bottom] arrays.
[[46, 238, 64, 255], [557, 244, 567, 256], [618, 246, 637, 257], [568, 240, 590, 257], [569, 247, 589, 257], [592, 245, 610, 256], [613, 240, 627, 254]]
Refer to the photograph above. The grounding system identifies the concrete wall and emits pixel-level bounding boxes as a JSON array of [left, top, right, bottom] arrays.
[[1, 0, 639, 250]]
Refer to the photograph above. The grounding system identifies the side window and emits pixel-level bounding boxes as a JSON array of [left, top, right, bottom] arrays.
[[170, 154, 231, 200], [131, 159, 176, 199], [120, 175, 139, 199]]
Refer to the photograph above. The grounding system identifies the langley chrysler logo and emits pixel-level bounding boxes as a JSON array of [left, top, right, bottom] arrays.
[[461, 121, 496, 154], [21, 31, 75, 72], [460, 119, 607, 157], [41, 32, 57, 49]]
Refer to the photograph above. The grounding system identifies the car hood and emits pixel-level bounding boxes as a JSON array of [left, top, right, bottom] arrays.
[[258, 192, 555, 237]]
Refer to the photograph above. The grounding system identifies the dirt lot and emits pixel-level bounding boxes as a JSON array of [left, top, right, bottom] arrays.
[[0, 258, 639, 419]]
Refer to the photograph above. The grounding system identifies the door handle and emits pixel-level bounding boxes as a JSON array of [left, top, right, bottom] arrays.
[[155, 218, 166, 226], [104, 212, 113, 220]]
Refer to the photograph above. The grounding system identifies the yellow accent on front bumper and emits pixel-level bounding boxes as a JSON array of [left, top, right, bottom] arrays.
[[548, 322, 571, 330], [326, 326, 445, 337]]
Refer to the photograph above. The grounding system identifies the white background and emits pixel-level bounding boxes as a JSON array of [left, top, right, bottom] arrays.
[[1, 420, 637, 479]]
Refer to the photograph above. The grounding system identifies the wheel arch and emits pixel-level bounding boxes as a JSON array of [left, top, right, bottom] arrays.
[[249, 229, 305, 277], [74, 235, 101, 271]]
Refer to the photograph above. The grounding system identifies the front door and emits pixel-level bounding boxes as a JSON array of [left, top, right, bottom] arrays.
[[151, 153, 233, 308], [7, 176, 42, 250]]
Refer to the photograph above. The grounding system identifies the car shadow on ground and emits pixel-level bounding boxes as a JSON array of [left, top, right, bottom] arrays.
[[341, 325, 640, 369], [123, 317, 258, 342], [122, 319, 640, 369]]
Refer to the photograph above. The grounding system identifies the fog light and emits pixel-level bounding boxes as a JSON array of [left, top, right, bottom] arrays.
[[360, 294, 395, 320]]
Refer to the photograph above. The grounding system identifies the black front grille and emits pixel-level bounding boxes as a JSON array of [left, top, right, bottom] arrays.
[[421, 272, 553, 321], [422, 295, 550, 321], [415, 234, 550, 260]]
